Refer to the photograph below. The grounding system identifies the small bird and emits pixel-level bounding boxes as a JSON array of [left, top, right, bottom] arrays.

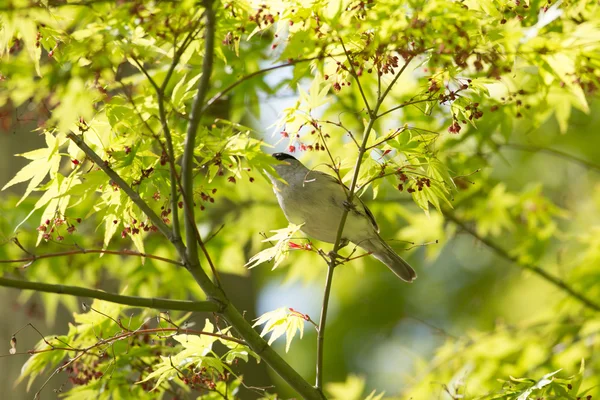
[[267, 152, 416, 282]]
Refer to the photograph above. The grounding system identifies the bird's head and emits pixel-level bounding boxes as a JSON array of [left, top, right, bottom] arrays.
[[270, 153, 306, 180]]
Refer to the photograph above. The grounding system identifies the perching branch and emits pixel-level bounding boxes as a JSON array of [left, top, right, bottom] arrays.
[[0, 277, 219, 313], [443, 210, 600, 312], [315, 54, 415, 390]]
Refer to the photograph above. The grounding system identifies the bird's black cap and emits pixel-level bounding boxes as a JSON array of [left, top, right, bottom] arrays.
[[272, 153, 297, 161]]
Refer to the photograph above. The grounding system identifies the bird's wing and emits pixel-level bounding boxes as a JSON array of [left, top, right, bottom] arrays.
[[359, 199, 379, 233], [311, 170, 380, 233]]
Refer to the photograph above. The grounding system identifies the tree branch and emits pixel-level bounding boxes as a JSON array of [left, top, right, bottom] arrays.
[[133, 20, 204, 247], [181, 0, 216, 282], [0, 248, 184, 267], [501, 142, 600, 172], [315, 55, 415, 389], [0, 277, 219, 313], [202, 55, 325, 114], [443, 210, 600, 312], [377, 95, 438, 119], [66, 132, 189, 263], [340, 38, 372, 117]]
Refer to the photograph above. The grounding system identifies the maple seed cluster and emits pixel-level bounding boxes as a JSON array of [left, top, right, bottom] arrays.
[[180, 366, 231, 392], [282, 119, 332, 153], [396, 171, 431, 193], [248, 3, 275, 28], [120, 218, 158, 239], [37, 216, 82, 242], [198, 188, 217, 211], [63, 356, 106, 386]]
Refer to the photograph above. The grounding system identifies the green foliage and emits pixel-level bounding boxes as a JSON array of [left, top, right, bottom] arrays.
[[1, 0, 600, 399], [246, 224, 305, 270], [253, 307, 307, 352], [18, 299, 254, 399]]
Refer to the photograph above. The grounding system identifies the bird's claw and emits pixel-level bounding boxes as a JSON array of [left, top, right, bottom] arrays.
[[327, 251, 344, 261], [342, 200, 356, 212]]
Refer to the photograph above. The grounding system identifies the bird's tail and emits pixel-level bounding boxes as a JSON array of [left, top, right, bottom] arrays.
[[360, 236, 417, 282]]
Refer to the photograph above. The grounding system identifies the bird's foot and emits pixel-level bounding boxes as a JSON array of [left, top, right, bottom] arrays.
[[327, 250, 344, 263], [342, 200, 357, 212]]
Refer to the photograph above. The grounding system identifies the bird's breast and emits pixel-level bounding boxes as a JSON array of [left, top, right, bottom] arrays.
[[273, 177, 374, 244]]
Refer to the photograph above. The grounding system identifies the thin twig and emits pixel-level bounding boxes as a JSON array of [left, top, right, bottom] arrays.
[[202, 54, 328, 114], [132, 17, 205, 247], [501, 142, 600, 172], [376, 94, 435, 119], [340, 38, 372, 116]]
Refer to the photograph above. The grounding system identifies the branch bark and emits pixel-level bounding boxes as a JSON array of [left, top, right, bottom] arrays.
[[0, 277, 219, 312], [181, 0, 216, 274]]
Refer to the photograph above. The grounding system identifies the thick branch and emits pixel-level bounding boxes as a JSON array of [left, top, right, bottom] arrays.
[[444, 210, 600, 312], [66, 133, 188, 262], [181, 0, 215, 274], [0, 277, 219, 313]]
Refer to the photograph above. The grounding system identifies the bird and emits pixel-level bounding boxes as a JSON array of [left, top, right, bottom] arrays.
[[266, 152, 416, 282]]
